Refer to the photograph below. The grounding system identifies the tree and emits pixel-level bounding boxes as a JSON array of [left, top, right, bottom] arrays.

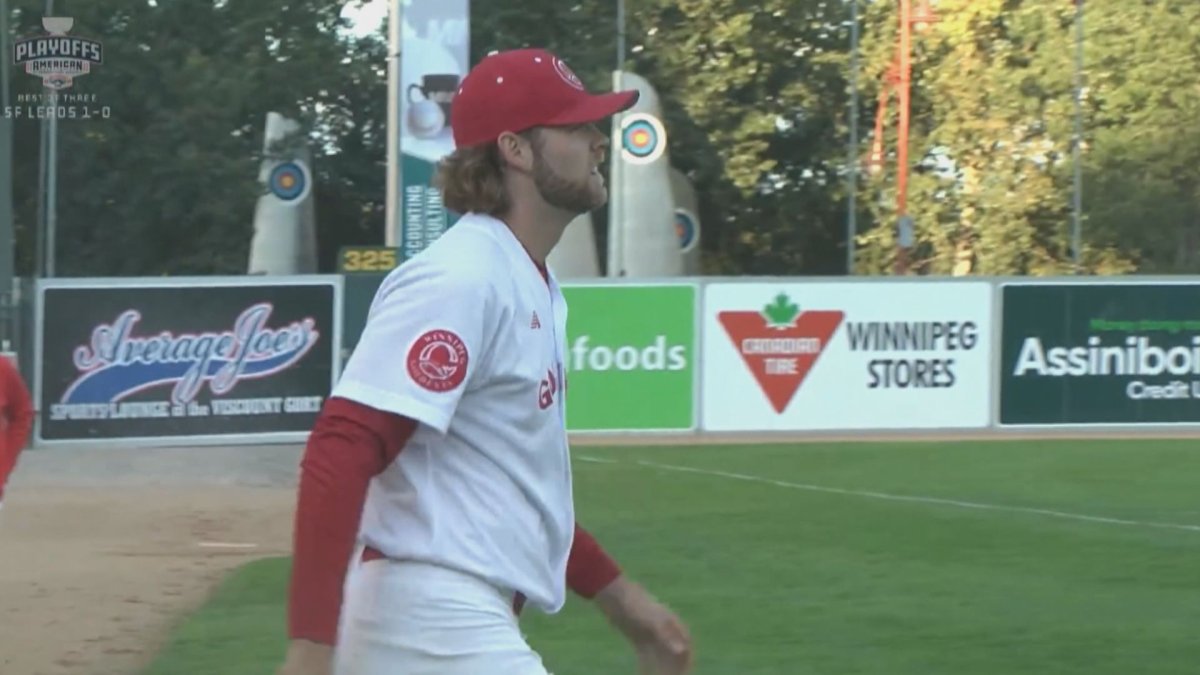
[[18, 0, 1194, 281], [855, 0, 1200, 276], [629, 0, 860, 275], [1077, 1, 1200, 273], [476, 0, 864, 276], [10, 0, 383, 277]]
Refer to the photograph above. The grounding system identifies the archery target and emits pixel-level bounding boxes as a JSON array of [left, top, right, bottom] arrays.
[[268, 160, 312, 202], [620, 113, 667, 165], [675, 208, 698, 252]]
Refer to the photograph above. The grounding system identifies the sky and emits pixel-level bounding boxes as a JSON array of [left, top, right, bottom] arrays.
[[341, 0, 388, 38]]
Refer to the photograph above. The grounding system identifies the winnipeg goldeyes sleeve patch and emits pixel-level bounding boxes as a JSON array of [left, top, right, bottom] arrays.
[[407, 329, 470, 392]]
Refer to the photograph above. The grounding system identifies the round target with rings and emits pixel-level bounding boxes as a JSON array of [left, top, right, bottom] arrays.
[[675, 209, 698, 252], [268, 160, 312, 203], [620, 113, 667, 165]]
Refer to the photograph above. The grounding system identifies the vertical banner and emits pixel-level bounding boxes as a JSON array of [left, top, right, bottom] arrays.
[[562, 283, 697, 431], [398, 0, 469, 260], [36, 277, 341, 445], [1000, 282, 1200, 426], [702, 281, 992, 431]]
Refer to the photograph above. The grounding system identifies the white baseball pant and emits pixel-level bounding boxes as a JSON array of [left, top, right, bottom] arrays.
[[333, 555, 554, 675]]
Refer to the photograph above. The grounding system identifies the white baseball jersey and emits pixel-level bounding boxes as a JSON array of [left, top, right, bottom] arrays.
[[333, 213, 575, 615]]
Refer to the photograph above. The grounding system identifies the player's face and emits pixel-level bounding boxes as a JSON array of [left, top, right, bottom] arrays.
[[530, 123, 609, 214]]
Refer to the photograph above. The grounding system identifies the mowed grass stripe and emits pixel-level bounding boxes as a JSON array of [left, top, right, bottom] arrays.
[[141, 440, 1200, 675]]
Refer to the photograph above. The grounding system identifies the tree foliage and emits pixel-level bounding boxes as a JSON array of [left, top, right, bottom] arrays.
[[11, 0, 382, 276], [9, 0, 1200, 278], [855, 0, 1200, 276], [623, 0, 858, 275]]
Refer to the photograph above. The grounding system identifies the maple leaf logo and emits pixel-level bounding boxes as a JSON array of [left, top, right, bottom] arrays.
[[762, 293, 800, 329]]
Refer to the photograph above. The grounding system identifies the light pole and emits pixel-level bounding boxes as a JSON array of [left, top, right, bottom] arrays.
[[608, 0, 627, 278], [847, 0, 860, 275], [867, 0, 937, 276], [36, 0, 57, 278], [0, 0, 13, 343], [1071, 0, 1084, 273]]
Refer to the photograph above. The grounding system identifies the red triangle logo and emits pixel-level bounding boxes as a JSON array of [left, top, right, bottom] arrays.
[[718, 296, 843, 414]]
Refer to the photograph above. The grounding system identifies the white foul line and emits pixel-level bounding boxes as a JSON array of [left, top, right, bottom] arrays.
[[197, 542, 259, 549], [577, 455, 618, 464], [631, 459, 1200, 534]]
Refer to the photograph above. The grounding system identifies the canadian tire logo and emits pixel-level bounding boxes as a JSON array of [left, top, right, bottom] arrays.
[[718, 293, 843, 413]]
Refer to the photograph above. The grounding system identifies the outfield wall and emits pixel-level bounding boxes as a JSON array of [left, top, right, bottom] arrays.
[[27, 274, 1200, 447]]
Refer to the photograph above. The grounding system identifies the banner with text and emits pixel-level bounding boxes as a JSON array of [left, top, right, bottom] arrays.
[[701, 282, 992, 431], [37, 279, 339, 444], [398, 0, 468, 259], [1000, 282, 1200, 426], [562, 283, 696, 431]]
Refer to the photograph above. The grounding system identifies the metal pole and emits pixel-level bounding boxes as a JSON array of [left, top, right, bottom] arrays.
[[894, 0, 912, 275], [384, 0, 401, 247], [609, 81, 625, 277], [46, 112, 57, 277], [1071, 0, 1084, 273], [608, 0, 626, 277], [35, 114, 46, 280], [846, 0, 859, 275], [616, 0, 625, 72], [0, 0, 14, 334], [38, 0, 54, 278]]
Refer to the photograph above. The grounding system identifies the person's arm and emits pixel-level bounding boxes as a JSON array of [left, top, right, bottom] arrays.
[[574, 528, 694, 674], [280, 397, 416, 673], [0, 358, 32, 502], [566, 523, 622, 598], [5, 360, 32, 453]]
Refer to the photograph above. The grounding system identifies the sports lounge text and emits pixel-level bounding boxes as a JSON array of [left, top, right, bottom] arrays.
[[50, 396, 324, 421]]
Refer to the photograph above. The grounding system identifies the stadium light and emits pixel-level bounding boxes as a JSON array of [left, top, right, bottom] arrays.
[[865, 0, 939, 276]]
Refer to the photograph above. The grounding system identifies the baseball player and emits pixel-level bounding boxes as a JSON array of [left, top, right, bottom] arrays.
[[278, 48, 693, 675], [0, 353, 33, 513]]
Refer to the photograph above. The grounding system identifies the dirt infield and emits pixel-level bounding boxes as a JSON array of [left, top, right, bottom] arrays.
[[0, 444, 301, 675]]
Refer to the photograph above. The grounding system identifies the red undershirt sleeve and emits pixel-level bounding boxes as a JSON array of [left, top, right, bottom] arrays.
[[567, 523, 622, 599], [286, 396, 417, 645], [0, 359, 31, 500]]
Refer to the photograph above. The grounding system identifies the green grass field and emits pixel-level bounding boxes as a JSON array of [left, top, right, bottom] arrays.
[[141, 439, 1200, 674]]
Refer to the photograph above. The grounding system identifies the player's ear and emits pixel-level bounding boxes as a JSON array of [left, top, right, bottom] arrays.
[[496, 130, 535, 172]]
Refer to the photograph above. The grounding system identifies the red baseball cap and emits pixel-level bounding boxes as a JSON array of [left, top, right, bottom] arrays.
[[450, 48, 640, 149]]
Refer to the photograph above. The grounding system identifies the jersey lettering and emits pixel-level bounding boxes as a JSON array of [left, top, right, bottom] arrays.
[[537, 366, 557, 410], [537, 362, 565, 410]]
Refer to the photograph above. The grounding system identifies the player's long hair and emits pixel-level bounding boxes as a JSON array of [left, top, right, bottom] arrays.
[[434, 143, 509, 217]]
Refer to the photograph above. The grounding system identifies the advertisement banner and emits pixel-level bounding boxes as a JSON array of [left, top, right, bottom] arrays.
[[561, 284, 696, 431], [36, 278, 340, 444], [398, 0, 468, 259], [702, 282, 992, 431], [1000, 282, 1200, 426]]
